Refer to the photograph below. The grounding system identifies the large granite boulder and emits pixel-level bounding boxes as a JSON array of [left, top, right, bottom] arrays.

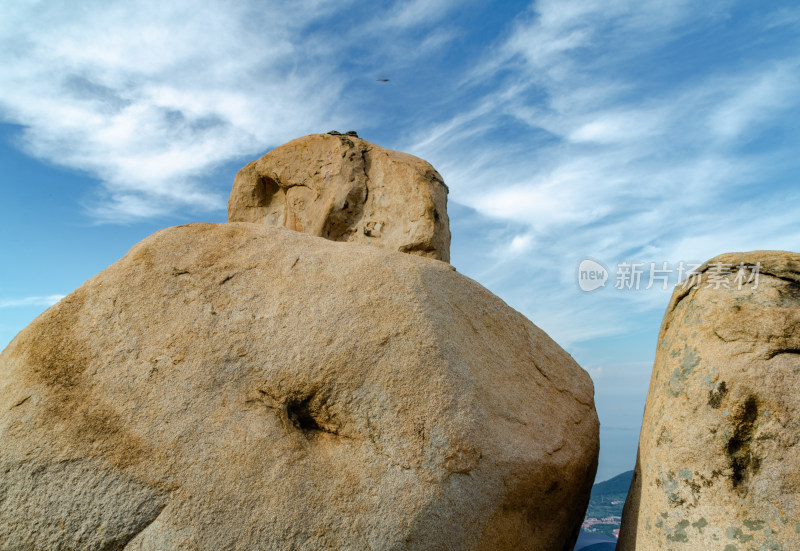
[[228, 133, 451, 262], [618, 251, 800, 550], [0, 223, 598, 550]]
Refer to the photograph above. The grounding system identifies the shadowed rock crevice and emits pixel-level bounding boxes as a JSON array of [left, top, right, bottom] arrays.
[[707, 381, 728, 409], [765, 347, 800, 359], [286, 395, 323, 432], [727, 395, 759, 491]]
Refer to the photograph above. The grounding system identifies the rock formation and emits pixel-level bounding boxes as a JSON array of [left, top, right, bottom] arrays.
[[618, 251, 800, 550], [0, 223, 598, 550], [228, 133, 451, 262]]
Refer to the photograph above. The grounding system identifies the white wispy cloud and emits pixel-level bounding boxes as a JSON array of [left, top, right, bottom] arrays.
[[377, 0, 462, 30], [406, 0, 800, 346], [0, 295, 66, 309], [0, 0, 471, 222], [0, 0, 352, 221]]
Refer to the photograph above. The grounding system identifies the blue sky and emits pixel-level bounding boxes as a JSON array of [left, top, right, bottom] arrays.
[[2, 0, 799, 483]]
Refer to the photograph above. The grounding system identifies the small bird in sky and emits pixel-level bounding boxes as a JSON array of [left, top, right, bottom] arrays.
[[377, 77, 389, 82]]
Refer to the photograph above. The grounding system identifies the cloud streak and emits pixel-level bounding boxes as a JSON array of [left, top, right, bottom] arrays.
[[0, 295, 66, 309], [403, 0, 800, 347], [0, 0, 354, 221]]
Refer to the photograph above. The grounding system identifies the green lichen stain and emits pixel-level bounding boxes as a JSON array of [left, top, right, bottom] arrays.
[[743, 520, 764, 531], [723, 545, 738, 551], [668, 346, 701, 396], [660, 473, 688, 508], [760, 524, 782, 550], [682, 346, 700, 371], [666, 519, 690, 543], [796, 522, 800, 534], [678, 469, 693, 480], [759, 538, 784, 551], [726, 526, 754, 543], [692, 517, 708, 533]]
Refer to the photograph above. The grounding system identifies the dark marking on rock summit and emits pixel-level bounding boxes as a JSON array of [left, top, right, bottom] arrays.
[[326, 130, 358, 138]]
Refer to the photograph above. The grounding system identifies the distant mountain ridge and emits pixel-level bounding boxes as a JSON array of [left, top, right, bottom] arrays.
[[580, 469, 633, 541], [591, 470, 634, 499]]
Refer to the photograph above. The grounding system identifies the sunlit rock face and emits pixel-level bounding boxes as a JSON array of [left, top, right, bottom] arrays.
[[0, 222, 598, 550], [618, 251, 800, 550], [228, 133, 451, 262]]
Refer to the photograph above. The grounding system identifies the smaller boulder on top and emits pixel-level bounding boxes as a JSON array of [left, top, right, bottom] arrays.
[[227, 133, 451, 262]]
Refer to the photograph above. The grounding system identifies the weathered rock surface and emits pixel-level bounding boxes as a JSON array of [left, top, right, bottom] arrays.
[[0, 223, 597, 550], [618, 251, 800, 550], [227, 133, 451, 262]]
